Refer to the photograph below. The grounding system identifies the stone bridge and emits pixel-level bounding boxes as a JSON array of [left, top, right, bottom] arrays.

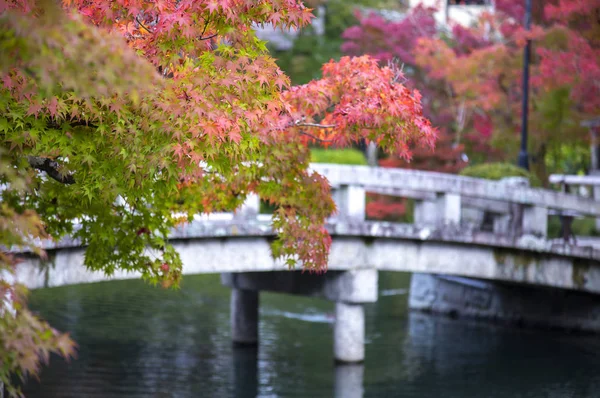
[[13, 164, 600, 363]]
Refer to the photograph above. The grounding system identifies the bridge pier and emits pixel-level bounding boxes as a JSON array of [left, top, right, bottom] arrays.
[[409, 273, 600, 332], [334, 302, 365, 363], [221, 269, 377, 363], [230, 288, 259, 346]]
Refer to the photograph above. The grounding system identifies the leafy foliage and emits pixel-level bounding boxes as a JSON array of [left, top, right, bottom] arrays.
[[342, 5, 466, 220], [343, 1, 600, 182], [342, 5, 475, 167], [0, 148, 76, 397], [1, 0, 437, 393], [459, 162, 542, 187], [273, 0, 407, 85]]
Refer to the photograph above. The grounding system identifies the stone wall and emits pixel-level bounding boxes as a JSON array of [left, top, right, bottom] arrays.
[[410, 273, 600, 333]]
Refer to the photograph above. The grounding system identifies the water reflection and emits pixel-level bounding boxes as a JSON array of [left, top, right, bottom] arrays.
[[232, 346, 258, 398], [232, 342, 364, 398], [397, 311, 600, 397], [334, 364, 364, 398]]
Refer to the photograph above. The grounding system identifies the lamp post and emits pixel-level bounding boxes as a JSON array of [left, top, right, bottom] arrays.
[[518, 0, 532, 170]]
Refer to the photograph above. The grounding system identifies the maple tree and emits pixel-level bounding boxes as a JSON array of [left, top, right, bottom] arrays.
[[342, 5, 469, 220], [343, 1, 600, 184], [0, 0, 436, 393], [272, 0, 407, 85], [412, 0, 599, 181]]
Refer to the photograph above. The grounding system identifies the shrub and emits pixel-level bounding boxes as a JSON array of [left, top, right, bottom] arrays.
[[310, 148, 368, 165], [459, 162, 542, 187]]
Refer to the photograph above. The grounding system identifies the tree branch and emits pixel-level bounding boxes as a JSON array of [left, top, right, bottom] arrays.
[[199, 33, 218, 41], [27, 156, 75, 185], [47, 119, 97, 130], [294, 121, 336, 128], [199, 16, 217, 41], [136, 17, 152, 34], [299, 131, 334, 143]]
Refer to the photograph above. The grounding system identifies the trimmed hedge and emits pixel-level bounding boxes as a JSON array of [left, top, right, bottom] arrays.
[[459, 162, 542, 187], [310, 148, 368, 165]]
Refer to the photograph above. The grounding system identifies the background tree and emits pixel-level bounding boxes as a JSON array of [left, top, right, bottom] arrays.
[[342, 5, 471, 220], [412, 0, 600, 182], [0, 0, 436, 394], [342, 4, 478, 169], [342, 0, 600, 183], [272, 0, 408, 85]]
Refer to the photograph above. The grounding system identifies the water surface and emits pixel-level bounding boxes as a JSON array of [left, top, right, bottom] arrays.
[[24, 272, 600, 397]]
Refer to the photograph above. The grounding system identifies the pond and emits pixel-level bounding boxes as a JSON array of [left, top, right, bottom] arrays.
[[23, 272, 600, 397]]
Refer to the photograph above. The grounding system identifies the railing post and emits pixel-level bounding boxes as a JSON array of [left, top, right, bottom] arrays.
[[493, 177, 530, 236], [493, 211, 513, 236], [592, 177, 600, 233], [334, 185, 365, 222], [413, 198, 437, 226], [522, 206, 548, 238], [414, 193, 461, 227], [440, 193, 461, 225]]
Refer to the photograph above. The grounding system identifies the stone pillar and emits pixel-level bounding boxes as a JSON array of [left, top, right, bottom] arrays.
[[334, 364, 364, 398], [589, 170, 600, 232], [414, 193, 461, 227], [522, 206, 548, 238], [222, 270, 377, 363], [231, 289, 259, 346], [413, 198, 438, 226], [493, 177, 530, 236], [333, 302, 365, 363], [335, 185, 365, 222]]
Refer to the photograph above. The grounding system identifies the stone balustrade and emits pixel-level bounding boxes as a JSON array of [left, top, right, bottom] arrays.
[[314, 164, 600, 243]]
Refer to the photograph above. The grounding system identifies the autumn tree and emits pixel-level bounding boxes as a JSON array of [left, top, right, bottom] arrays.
[[0, 0, 436, 394], [343, 1, 600, 184], [342, 5, 468, 220], [412, 0, 600, 181], [272, 0, 408, 85]]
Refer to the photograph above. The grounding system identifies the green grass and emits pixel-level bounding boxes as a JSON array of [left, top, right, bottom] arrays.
[[310, 148, 368, 166]]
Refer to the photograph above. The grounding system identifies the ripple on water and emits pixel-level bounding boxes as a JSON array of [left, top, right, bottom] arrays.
[[22, 273, 600, 398]]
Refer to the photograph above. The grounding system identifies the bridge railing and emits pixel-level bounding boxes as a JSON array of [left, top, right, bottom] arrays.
[[309, 164, 600, 241], [15, 164, 600, 253]]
